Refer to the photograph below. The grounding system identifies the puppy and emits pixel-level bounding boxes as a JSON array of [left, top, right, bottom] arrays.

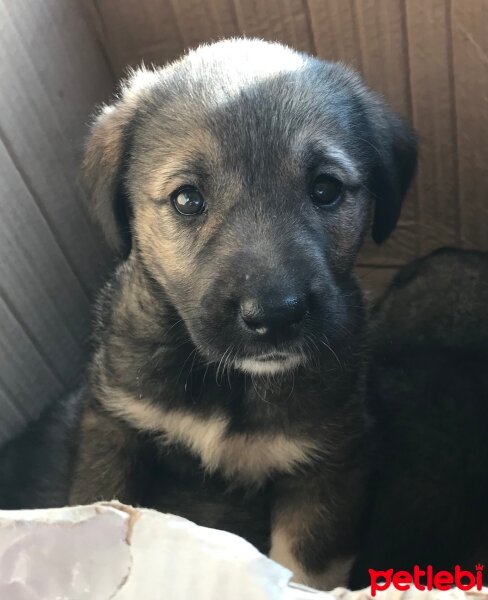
[[351, 247, 488, 587], [0, 39, 416, 589]]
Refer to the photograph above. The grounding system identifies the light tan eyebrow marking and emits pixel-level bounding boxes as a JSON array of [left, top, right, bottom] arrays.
[[141, 129, 221, 200], [291, 129, 362, 184], [322, 145, 362, 182]]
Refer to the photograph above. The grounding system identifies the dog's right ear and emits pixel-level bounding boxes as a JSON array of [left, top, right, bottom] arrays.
[[82, 69, 159, 256]]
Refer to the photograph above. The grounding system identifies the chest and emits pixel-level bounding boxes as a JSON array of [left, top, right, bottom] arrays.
[[104, 391, 321, 485]]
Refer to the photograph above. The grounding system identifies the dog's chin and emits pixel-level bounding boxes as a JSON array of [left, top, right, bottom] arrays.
[[233, 352, 305, 376]]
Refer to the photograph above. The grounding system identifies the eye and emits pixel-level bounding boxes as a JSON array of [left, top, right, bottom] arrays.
[[171, 186, 206, 216], [310, 175, 344, 207]]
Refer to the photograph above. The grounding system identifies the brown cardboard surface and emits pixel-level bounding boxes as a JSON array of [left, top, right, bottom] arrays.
[[308, 1, 359, 66], [231, 0, 314, 52], [94, 0, 185, 74], [406, 0, 460, 254], [89, 0, 488, 270], [452, 0, 488, 249]]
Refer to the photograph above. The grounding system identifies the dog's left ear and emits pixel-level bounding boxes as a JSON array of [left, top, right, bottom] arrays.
[[365, 102, 417, 244]]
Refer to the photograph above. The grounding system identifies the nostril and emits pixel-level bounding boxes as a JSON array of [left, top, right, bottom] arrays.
[[239, 298, 268, 334], [239, 294, 307, 335]]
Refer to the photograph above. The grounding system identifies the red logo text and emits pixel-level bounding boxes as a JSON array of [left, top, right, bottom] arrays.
[[369, 564, 484, 596]]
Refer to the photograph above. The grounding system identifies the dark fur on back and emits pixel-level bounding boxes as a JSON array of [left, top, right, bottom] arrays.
[[0, 39, 417, 590], [0, 390, 81, 509], [351, 247, 488, 587]]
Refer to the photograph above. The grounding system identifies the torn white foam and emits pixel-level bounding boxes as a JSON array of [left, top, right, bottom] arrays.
[[0, 503, 486, 600]]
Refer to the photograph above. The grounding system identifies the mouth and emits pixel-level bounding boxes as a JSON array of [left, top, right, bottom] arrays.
[[254, 352, 291, 362], [234, 352, 304, 375]]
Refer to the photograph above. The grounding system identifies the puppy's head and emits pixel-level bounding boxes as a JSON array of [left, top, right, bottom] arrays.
[[83, 39, 416, 376]]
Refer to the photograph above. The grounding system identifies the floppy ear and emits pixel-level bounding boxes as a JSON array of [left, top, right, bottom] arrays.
[[82, 69, 159, 256], [366, 104, 417, 244]]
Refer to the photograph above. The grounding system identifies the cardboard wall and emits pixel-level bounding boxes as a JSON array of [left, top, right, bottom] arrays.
[[90, 0, 488, 290], [0, 0, 114, 440]]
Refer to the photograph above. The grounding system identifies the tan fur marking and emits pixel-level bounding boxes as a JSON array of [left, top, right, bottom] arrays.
[[270, 526, 309, 583], [134, 130, 231, 281], [101, 389, 320, 484], [143, 130, 220, 200], [134, 205, 190, 279], [270, 525, 353, 590]]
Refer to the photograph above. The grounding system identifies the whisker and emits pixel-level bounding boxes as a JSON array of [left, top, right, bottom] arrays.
[[317, 334, 342, 369]]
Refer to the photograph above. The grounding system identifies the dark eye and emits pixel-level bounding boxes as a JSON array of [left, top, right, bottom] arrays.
[[171, 186, 206, 216], [310, 175, 344, 207]]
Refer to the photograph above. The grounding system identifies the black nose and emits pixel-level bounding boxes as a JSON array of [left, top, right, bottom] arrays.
[[239, 294, 307, 337]]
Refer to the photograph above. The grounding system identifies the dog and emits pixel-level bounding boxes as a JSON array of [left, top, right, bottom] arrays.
[[350, 247, 488, 587], [0, 39, 416, 589]]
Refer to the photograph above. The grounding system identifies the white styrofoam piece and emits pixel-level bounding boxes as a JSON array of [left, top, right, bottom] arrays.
[[0, 502, 332, 600], [0, 503, 486, 600]]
